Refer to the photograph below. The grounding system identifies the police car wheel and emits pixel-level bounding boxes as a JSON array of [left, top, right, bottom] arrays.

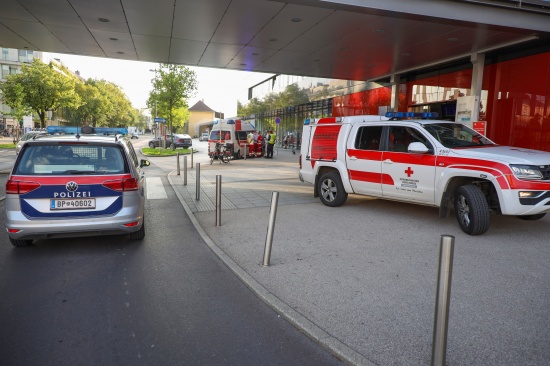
[[10, 237, 33, 247], [454, 185, 490, 235], [318, 172, 347, 207], [129, 221, 145, 240], [517, 213, 546, 221]]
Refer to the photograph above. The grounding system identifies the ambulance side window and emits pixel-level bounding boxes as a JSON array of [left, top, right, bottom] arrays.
[[355, 126, 383, 150], [388, 126, 434, 153]]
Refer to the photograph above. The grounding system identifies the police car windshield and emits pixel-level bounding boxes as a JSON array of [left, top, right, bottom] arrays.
[[15, 145, 128, 175], [422, 123, 494, 148]]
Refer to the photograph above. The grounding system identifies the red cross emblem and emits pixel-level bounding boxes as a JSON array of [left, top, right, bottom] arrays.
[[405, 167, 414, 177]]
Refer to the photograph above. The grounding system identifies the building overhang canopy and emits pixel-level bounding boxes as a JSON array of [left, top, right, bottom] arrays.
[[1, 0, 549, 81]]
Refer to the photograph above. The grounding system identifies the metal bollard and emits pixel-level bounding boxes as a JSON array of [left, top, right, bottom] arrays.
[[176, 152, 180, 175], [244, 146, 248, 160], [190, 148, 194, 168], [195, 163, 200, 200], [183, 156, 187, 185], [215, 175, 222, 226], [431, 235, 455, 366], [262, 191, 279, 266]]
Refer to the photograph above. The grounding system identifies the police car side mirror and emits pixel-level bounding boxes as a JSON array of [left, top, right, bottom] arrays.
[[408, 142, 429, 154], [140, 159, 151, 168]]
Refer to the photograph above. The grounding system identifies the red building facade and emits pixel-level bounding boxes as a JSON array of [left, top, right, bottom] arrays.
[[332, 51, 550, 152]]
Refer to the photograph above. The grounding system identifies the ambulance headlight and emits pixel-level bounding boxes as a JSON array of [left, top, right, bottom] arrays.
[[510, 165, 543, 180]]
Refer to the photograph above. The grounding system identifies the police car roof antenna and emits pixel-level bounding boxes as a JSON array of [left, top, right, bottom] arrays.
[[75, 126, 81, 140]]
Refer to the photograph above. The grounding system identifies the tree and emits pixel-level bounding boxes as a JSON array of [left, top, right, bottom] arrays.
[[64, 79, 110, 125], [0, 83, 32, 126], [147, 64, 197, 149], [0, 59, 80, 128]]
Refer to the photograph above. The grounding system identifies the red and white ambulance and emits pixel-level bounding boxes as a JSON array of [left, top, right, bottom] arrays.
[[208, 119, 255, 159], [299, 112, 550, 235]]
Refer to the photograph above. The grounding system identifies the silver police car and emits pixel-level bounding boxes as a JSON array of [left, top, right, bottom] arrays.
[[5, 126, 150, 247]]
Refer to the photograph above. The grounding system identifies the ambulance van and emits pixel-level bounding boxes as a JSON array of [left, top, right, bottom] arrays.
[[209, 119, 255, 159]]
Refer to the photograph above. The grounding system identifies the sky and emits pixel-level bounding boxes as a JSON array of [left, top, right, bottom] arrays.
[[47, 53, 273, 118]]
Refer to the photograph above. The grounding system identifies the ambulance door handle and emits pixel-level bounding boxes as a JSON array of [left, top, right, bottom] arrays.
[[383, 159, 393, 164], [349, 156, 357, 160]]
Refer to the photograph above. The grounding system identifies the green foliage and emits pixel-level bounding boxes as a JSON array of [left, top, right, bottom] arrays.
[[237, 84, 309, 117], [147, 64, 197, 149], [0, 59, 80, 128]]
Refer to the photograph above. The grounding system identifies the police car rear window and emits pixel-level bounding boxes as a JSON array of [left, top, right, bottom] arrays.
[[15, 145, 128, 175]]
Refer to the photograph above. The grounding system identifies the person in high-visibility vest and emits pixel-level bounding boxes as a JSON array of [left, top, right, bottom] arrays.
[[265, 129, 276, 158]]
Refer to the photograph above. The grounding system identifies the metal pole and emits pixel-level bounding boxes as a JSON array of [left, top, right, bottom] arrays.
[[176, 152, 180, 175], [244, 145, 247, 160], [215, 175, 222, 226], [195, 163, 200, 200], [431, 235, 455, 366], [190, 148, 194, 168], [183, 156, 187, 185], [262, 191, 279, 266]]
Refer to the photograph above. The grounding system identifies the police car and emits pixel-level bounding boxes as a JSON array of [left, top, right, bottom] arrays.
[[5, 126, 150, 247]]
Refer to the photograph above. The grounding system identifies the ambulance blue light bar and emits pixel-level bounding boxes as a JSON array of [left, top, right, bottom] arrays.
[[46, 126, 128, 135], [385, 112, 439, 119], [304, 118, 311, 125]]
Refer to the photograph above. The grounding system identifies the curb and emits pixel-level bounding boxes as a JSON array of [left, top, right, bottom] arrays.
[[167, 171, 375, 366]]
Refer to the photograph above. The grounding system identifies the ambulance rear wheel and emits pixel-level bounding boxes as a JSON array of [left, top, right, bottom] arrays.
[[318, 172, 347, 207], [454, 185, 490, 235]]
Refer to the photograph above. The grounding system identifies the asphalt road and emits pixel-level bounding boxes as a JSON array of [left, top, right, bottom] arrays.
[[0, 140, 342, 366]]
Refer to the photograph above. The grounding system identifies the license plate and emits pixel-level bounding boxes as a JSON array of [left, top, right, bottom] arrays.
[[50, 198, 96, 210]]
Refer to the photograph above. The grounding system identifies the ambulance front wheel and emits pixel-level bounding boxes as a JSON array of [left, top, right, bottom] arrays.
[[318, 172, 347, 207], [454, 185, 490, 235]]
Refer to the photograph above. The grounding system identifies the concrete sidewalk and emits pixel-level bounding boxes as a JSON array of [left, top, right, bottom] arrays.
[[167, 148, 550, 366]]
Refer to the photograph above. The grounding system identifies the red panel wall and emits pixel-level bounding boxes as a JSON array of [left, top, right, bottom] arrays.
[[332, 87, 392, 117], [331, 52, 550, 151]]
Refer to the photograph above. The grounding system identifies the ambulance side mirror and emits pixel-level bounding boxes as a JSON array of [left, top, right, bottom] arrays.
[[408, 142, 429, 154]]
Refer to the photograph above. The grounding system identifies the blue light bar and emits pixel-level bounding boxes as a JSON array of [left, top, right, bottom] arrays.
[[385, 112, 439, 119], [304, 118, 311, 125], [94, 127, 128, 135], [46, 126, 79, 134], [226, 119, 235, 124]]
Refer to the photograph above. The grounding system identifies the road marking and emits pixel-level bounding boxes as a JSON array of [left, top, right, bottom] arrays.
[[146, 177, 168, 199]]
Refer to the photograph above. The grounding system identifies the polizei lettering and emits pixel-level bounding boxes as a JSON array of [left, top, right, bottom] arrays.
[[53, 191, 92, 198]]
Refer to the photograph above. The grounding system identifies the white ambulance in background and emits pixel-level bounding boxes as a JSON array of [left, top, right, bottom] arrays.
[[209, 119, 255, 159]]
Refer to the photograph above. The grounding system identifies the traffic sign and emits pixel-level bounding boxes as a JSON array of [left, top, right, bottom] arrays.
[[154, 117, 166, 123], [275, 117, 281, 124]]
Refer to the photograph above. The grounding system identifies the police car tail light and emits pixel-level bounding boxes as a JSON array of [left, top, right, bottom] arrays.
[[103, 178, 138, 192], [124, 221, 139, 227], [6, 180, 41, 194]]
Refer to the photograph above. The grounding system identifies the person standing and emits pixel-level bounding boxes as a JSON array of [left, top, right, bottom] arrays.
[[247, 130, 255, 157], [256, 131, 263, 157], [266, 129, 276, 158]]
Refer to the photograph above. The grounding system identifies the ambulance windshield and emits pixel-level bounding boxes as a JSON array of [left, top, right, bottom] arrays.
[[210, 130, 231, 140], [422, 123, 495, 148]]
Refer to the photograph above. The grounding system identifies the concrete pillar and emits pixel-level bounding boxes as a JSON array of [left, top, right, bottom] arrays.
[[390, 73, 401, 112], [470, 53, 485, 121]]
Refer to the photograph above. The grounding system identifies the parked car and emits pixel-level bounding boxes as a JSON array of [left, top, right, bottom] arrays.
[[199, 132, 209, 141], [148, 134, 192, 148], [15, 131, 46, 154], [5, 126, 151, 247], [131, 133, 139, 139]]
